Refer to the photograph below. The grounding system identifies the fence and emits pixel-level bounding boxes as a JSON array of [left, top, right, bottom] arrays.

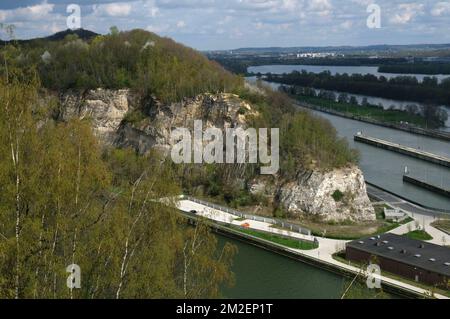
[[181, 195, 312, 236]]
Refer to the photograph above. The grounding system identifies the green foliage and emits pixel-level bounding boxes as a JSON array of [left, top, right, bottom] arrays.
[[237, 106, 247, 115], [273, 208, 287, 219], [240, 86, 359, 173], [268, 71, 449, 127], [230, 227, 318, 250], [404, 230, 433, 241], [122, 109, 147, 126], [289, 92, 431, 128], [379, 63, 450, 75], [0, 71, 236, 299], [332, 190, 345, 202], [7, 29, 243, 103], [279, 109, 358, 172]]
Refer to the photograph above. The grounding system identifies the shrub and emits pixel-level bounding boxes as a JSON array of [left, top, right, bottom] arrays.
[[332, 190, 345, 202]]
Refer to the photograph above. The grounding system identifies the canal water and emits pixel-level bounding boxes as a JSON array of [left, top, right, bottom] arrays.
[[246, 74, 450, 211], [307, 108, 450, 211], [219, 236, 343, 299], [218, 235, 400, 299]]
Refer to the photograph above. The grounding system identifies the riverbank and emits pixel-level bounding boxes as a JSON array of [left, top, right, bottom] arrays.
[[292, 98, 450, 142], [176, 195, 450, 299], [181, 210, 424, 299]]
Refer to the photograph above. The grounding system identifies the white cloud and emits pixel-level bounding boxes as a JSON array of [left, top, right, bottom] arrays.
[[0, 0, 54, 22], [431, 2, 450, 16], [390, 3, 424, 25], [340, 20, 353, 29], [147, 23, 170, 33], [308, 0, 333, 11], [93, 2, 133, 17], [3, 0, 450, 50], [306, 0, 333, 18]]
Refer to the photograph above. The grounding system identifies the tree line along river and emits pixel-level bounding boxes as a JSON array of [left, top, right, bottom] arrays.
[[247, 64, 450, 131]]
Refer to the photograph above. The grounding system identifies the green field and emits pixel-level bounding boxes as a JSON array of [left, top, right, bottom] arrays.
[[296, 95, 429, 128], [404, 230, 434, 241], [230, 226, 318, 250]]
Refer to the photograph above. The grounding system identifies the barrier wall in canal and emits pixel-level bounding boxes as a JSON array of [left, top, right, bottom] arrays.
[[403, 175, 450, 198], [354, 134, 450, 168]]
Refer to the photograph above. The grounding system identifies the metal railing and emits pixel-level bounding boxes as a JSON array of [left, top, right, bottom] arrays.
[[181, 195, 312, 236]]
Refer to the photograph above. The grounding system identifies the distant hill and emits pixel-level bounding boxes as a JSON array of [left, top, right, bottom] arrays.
[[0, 28, 99, 44], [42, 29, 99, 41], [209, 43, 450, 56]]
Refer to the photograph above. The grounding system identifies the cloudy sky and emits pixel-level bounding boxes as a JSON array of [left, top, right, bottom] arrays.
[[1, 0, 450, 50]]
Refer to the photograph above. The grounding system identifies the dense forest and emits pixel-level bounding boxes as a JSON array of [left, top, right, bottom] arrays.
[[379, 63, 450, 75], [11, 27, 243, 103], [265, 71, 449, 127], [0, 66, 237, 298], [0, 27, 241, 298], [209, 56, 409, 75], [0, 26, 360, 298]]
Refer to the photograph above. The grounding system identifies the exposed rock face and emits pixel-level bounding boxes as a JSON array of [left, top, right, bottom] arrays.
[[59, 89, 375, 222], [117, 93, 257, 154], [115, 123, 157, 155], [278, 166, 375, 222], [60, 89, 136, 143]]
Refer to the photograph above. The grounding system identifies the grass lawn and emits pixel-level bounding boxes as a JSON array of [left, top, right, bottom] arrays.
[[404, 230, 434, 241], [374, 204, 393, 220], [229, 226, 318, 250], [289, 216, 413, 241], [296, 95, 429, 128]]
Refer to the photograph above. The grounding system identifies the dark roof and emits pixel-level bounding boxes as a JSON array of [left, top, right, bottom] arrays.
[[347, 233, 450, 277]]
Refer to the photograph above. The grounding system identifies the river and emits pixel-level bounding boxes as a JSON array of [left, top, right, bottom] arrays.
[[248, 64, 450, 83]]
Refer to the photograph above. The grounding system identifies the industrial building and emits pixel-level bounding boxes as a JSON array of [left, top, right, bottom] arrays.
[[346, 233, 450, 289]]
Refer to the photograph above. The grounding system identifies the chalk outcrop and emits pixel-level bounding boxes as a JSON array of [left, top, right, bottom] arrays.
[[278, 167, 375, 222], [59, 89, 375, 222], [60, 88, 136, 143]]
